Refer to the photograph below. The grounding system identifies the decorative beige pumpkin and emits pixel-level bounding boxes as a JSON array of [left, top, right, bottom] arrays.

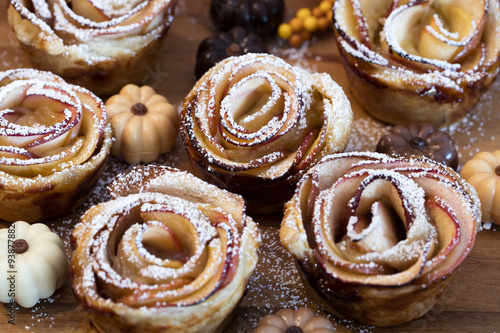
[[0, 221, 67, 308], [253, 308, 336, 333], [461, 150, 500, 225], [106, 84, 179, 164]]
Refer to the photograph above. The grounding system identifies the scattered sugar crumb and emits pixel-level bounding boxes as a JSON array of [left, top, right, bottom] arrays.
[[482, 222, 492, 230]]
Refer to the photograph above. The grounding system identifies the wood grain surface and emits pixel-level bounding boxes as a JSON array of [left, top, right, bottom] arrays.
[[0, 0, 499, 332]]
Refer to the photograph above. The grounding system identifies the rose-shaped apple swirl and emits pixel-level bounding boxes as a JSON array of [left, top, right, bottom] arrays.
[[181, 53, 352, 214], [0, 71, 106, 177], [280, 152, 481, 327], [0, 68, 113, 223], [332, 0, 500, 126], [7, 0, 177, 95], [70, 165, 260, 333]]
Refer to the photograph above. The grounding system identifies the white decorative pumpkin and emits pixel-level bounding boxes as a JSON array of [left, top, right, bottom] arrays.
[[0, 221, 67, 308]]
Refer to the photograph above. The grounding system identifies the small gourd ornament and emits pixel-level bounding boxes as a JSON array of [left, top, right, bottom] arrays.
[[106, 84, 179, 164], [376, 123, 459, 170], [0, 221, 67, 308], [461, 150, 500, 225], [253, 308, 336, 333]]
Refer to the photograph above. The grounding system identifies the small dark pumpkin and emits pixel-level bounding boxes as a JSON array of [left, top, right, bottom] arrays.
[[210, 0, 285, 38], [195, 26, 267, 79], [376, 123, 459, 170]]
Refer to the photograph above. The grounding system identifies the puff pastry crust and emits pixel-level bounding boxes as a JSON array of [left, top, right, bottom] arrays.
[[333, 0, 500, 126], [280, 152, 480, 326], [7, 0, 177, 95], [0, 68, 113, 223], [181, 53, 352, 214], [70, 165, 260, 333]]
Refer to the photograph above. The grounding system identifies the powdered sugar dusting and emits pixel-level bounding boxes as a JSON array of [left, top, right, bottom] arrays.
[[182, 53, 351, 182], [2, 0, 498, 330], [68, 163, 261, 327], [383, 4, 462, 72], [345, 116, 391, 152], [0, 71, 109, 178], [444, 77, 500, 167], [283, 152, 479, 303], [9, 0, 176, 69]]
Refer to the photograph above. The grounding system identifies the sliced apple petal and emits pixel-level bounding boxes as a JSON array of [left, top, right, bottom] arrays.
[[141, 224, 186, 262], [422, 196, 460, 271], [346, 201, 400, 252], [320, 244, 427, 286], [0, 77, 108, 178], [70, 0, 110, 22], [122, 238, 226, 307], [181, 53, 351, 214], [0, 145, 36, 159], [418, 15, 463, 61], [140, 206, 202, 260]]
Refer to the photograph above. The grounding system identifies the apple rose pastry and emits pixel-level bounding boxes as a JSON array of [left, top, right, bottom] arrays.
[[70, 165, 260, 333], [280, 152, 481, 326], [0, 68, 113, 223], [7, 0, 177, 96], [332, 0, 500, 126], [181, 53, 353, 214]]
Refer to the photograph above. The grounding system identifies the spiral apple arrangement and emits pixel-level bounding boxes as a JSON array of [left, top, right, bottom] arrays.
[[181, 53, 352, 214], [0, 69, 107, 177], [332, 0, 500, 126], [0, 68, 113, 222], [70, 165, 260, 333], [7, 0, 177, 95], [280, 152, 481, 326]]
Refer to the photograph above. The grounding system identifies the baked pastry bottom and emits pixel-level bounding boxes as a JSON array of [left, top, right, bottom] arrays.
[[296, 259, 452, 327], [0, 123, 113, 223], [15, 32, 168, 97]]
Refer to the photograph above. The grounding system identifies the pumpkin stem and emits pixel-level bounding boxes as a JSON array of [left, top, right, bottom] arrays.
[[226, 43, 243, 56], [13, 239, 29, 254], [286, 327, 304, 333], [409, 137, 427, 150], [131, 103, 148, 116], [495, 165, 500, 177]]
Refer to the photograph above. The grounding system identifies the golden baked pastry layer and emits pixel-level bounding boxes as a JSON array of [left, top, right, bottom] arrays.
[[181, 53, 353, 214], [333, 0, 500, 126], [70, 165, 260, 333], [461, 150, 500, 225], [0, 68, 113, 223], [7, 0, 177, 95], [281, 152, 481, 326]]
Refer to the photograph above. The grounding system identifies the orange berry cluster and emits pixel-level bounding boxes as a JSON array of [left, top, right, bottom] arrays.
[[277, 0, 334, 48]]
